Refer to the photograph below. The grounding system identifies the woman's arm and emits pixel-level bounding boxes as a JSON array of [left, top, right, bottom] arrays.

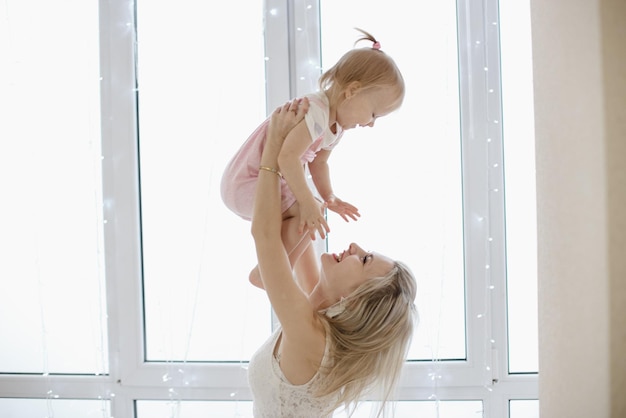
[[252, 99, 328, 384], [251, 98, 318, 332]]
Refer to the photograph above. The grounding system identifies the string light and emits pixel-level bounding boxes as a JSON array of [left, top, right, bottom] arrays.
[[17, 1, 506, 416]]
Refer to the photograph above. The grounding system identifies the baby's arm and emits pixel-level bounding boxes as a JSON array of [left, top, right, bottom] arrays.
[[277, 122, 329, 239], [307, 149, 333, 202], [309, 149, 361, 223]]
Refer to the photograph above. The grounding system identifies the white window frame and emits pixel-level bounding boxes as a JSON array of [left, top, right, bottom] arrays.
[[0, 0, 538, 416]]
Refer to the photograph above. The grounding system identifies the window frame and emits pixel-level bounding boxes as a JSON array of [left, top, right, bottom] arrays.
[[0, 0, 538, 416]]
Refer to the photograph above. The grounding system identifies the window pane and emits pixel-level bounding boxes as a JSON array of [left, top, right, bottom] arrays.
[[136, 1, 271, 361], [339, 400, 483, 418], [136, 400, 482, 418], [0, 0, 107, 374], [136, 400, 253, 418], [0, 399, 110, 418], [510, 400, 539, 418], [320, 0, 465, 360], [500, 0, 539, 374]]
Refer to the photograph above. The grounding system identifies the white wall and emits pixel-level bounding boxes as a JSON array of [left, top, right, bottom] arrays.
[[530, 0, 626, 416]]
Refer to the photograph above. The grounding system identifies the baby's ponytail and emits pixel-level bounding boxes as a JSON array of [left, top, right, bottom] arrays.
[[354, 27, 381, 50], [318, 28, 405, 110]]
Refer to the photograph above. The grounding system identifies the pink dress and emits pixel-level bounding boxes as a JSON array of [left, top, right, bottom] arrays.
[[220, 92, 343, 220]]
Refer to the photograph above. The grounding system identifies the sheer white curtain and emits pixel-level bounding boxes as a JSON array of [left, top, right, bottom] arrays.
[[319, 0, 465, 363], [136, 0, 270, 362], [0, 0, 107, 376], [0, 0, 537, 416]]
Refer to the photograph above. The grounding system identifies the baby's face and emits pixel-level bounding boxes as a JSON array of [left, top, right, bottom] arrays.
[[335, 86, 398, 130]]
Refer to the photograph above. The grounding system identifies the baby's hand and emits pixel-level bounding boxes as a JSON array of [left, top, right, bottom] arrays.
[[325, 194, 360, 222], [267, 97, 309, 147], [298, 198, 330, 240]]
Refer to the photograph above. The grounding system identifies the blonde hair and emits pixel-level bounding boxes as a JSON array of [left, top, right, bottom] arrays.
[[319, 28, 405, 111], [315, 261, 418, 417]]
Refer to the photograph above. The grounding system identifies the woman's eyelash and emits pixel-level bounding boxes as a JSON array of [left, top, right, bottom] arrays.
[[363, 254, 372, 264]]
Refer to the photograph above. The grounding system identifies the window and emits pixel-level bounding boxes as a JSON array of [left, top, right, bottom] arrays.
[[136, 0, 270, 364], [0, 0, 106, 376], [0, 0, 537, 416], [319, 0, 466, 363]]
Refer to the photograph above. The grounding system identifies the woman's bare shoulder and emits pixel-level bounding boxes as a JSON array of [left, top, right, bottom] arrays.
[[278, 316, 327, 385]]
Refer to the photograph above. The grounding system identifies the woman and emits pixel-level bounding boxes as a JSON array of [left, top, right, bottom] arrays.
[[248, 98, 418, 417]]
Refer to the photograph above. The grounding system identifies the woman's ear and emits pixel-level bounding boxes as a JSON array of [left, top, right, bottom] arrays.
[[344, 81, 362, 99]]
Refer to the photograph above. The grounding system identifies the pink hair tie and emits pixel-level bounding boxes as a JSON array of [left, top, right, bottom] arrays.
[[372, 41, 381, 50]]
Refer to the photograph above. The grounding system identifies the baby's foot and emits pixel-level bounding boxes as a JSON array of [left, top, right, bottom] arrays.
[[249, 266, 265, 289]]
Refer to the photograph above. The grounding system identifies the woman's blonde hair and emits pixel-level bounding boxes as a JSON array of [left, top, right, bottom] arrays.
[[316, 261, 418, 417], [319, 28, 405, 111]]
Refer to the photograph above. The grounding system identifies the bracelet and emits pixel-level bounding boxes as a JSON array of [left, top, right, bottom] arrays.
[[259, 166, 283, 179]]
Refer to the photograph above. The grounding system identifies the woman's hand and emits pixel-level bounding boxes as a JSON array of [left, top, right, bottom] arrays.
[[266, 97, 310, 149]]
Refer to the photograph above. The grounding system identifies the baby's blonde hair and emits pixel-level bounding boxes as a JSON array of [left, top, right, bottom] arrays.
[[316, 261, 418, 417], [319, 28, 405, 111]]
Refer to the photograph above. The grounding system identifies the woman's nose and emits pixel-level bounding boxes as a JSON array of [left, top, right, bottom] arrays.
[[349, 243, 362, 254]]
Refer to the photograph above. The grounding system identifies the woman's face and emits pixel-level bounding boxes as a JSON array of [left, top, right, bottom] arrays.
[[320, 242, 395, 301]]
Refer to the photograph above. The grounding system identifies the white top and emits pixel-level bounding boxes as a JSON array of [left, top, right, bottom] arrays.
[[248, 327, 339, 417], [300, 91, 343, 163]]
